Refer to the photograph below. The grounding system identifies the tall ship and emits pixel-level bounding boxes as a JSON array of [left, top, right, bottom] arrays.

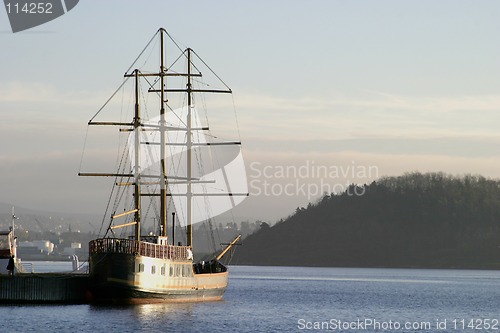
[[80, 28, 247, 304]]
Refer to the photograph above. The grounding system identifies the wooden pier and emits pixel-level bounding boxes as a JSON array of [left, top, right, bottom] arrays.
[[0, 274, 90, 304]]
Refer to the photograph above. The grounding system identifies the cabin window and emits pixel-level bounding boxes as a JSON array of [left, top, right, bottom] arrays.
[[161, 266, 165, 275], [139, 263, 144, 273], [151, 266, 156, 274], [169, 266, 174, 277]]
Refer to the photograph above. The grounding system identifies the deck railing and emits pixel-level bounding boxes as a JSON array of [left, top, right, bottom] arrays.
[[89, 238, 190, 261]]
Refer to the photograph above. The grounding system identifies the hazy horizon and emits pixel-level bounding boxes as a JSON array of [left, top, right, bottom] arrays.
[[2, 1, 500, 224]]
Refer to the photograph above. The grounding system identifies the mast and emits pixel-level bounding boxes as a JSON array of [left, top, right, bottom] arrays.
[[134, 69, 141, 241], [11, 207, 15, 234], [172, 212, 176, 245], [159, 28, 168, 237], [80, 29, 244, 243], [11, 207, 17, 258], [186, 48, 193, 248]]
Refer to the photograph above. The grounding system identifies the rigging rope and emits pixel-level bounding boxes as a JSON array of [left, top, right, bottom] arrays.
[[191, 49, 232, 91], [125, 29, 160, 75], [101, 141, 131, 237], [164, 30, 188, 55], [78, 126, 90, 173], [88, 77, 130, 123]]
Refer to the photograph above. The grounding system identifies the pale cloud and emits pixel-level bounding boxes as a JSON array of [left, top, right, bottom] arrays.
[[0, 81, 127, 116], [5, 80, 499, 144], [1, 81, 86, 104], [232, 90, 500, 114], [349, 90, 500, 113], [2, 80, 500, 219], [230, 90, 500, 143]]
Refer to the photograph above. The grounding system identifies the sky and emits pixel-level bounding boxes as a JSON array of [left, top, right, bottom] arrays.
[[1, 0, 500, 224]]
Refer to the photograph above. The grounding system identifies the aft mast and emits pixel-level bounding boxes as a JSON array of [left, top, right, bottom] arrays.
[[186, 48, 193, 247]]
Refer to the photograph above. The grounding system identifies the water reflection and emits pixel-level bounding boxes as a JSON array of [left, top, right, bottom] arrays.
[[89, 302, 196, 317], [133, 303, 195, 320], [89, 302, 200, 331]]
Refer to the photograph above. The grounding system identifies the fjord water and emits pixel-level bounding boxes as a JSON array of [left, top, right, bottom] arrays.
[[2, 266, 500, 332]]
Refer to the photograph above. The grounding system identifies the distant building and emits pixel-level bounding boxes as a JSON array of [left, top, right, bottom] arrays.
[[32, 240, 54, 254], [62, 242, 82, 256], [18, 240, 54, 255]]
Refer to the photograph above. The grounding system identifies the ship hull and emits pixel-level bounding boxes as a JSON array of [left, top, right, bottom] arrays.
[[88, 250, 228, 304], [89, 281, 226, 304]]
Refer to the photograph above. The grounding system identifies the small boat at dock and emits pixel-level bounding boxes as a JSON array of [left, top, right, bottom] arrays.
[[0, 209, 88, 304], [0, 208, 24, 275]]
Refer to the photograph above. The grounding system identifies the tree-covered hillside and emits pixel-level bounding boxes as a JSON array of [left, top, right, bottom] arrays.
[[233, 172, 500, 268]]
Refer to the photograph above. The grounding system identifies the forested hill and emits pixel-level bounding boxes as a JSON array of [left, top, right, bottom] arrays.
[[233, 173, 500, 269]]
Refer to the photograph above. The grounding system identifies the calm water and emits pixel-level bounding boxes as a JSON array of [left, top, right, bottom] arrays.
[[2, 265, 500, 332]]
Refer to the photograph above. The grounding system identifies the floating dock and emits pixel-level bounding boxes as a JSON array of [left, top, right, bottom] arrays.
[[0, 274, 89, 304]]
